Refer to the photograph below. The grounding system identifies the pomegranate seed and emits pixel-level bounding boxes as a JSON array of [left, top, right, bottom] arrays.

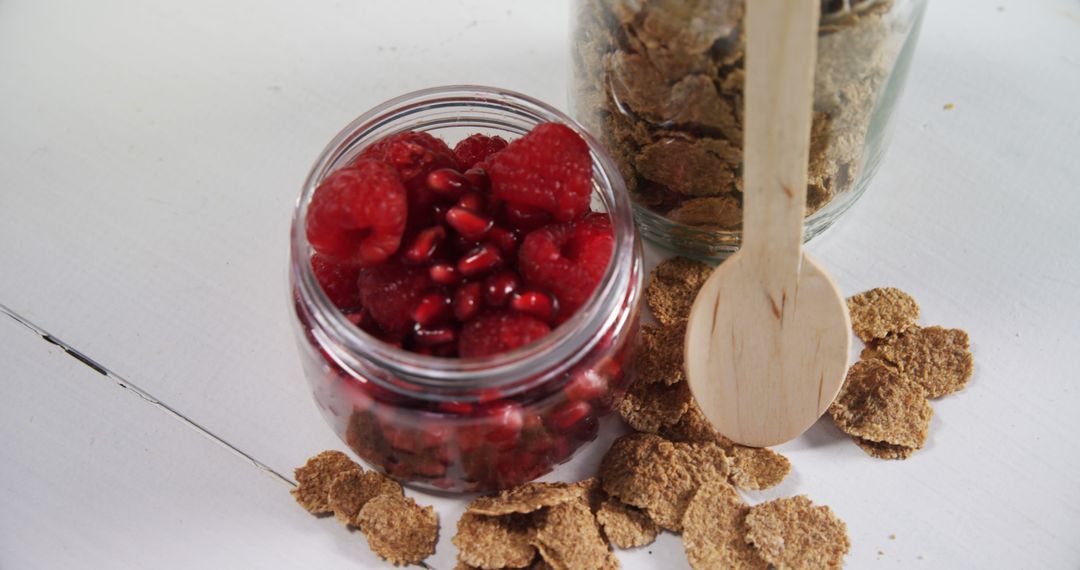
[[425, 168, 469, 196], [484, 271, 521, 307], [457, 243, 502, 278], [564, 368, 608, 401], [419, 422, 453, 449], [487, 226, 518, 254], [412, 324, 457, 346], [411, 293, 452, 327], [446, 207, 494, 240], [551, 401, 591, 430], [453, 282, 484, 322], [403, 226, 446, 264], [412, 457, 448, 478], [457, 190, 485, 212], [510, 289, 559, 323], [464, 167, 490, 192], [429, 263, 460, 285]]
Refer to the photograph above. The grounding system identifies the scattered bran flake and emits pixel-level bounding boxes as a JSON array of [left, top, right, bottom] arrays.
[[745, 495, 850, 570], [618, 376, 693, 433], [869, 326, 974, 398], [675, 441, 733, 488], [729, 446, 791, 491], [635, 323, 687, 385], [645, 257, 714, 326], [356, 493, 438, 566], [599, 433, 728, 531], [575, 477, 606, 514], [468, 481, 588, 516], [846, 287, 921, 342], [659, 402, 790, 490], [453, 512, 538, 569], [681, 481, 767, 570], [851, 437, 917, 460], [828, 360, 933, 456], [659, 401, 736, 447], [290, 450, 362, 515], [596, 497, 660, 549], [532, 499, 617, 570], [327, 470, 402, 526]]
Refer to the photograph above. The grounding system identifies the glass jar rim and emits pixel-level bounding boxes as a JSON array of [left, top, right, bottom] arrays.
[[290, 85, 638, 394]]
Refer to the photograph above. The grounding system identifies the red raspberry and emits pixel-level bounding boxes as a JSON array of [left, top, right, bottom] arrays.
[[518, 213, 614, 322], [358, 131, 459, 189], [459, 311, 551, 358], [488, 123, 592, 222], [453, 134, 508, 170], [358, 260, 432, 336], [358, 131, 461, 227], [306, 160, 407, 266], [310, 253, 362, 309]]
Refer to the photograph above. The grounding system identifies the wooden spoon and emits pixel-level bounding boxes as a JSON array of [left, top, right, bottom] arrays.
[[683, 0, 851, 448]]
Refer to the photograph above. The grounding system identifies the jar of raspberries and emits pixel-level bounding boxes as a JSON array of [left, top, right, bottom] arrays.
[[289, 86, 643, 492]]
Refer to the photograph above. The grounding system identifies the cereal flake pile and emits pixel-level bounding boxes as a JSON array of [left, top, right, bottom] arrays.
[[837, 287, 974, 458], [291, 450, 438, 565], [291, 259, 974, 568]]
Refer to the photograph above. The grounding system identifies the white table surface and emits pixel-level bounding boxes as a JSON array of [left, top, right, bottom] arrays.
[[2, 0, 1078, 568]]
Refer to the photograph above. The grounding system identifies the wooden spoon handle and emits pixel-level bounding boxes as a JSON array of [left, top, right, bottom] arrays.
[[741, 0, 820, 276]]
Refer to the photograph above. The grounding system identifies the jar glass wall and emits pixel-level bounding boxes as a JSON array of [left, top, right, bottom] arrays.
[[570, 0, 928, 258], [289, 86, 643, 493]]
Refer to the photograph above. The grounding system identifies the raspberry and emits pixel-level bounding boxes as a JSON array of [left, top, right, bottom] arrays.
[[358, 131, 459, 189], [518, 213, 614, 322], [358, 260, 432, 336], [453, 134, 508, 170], [311, 253, 362, 309], [306, 160, 407, 266], [358, 131, 461, 228], [458, 311, 552, 358], [488, 123, 592, 222]]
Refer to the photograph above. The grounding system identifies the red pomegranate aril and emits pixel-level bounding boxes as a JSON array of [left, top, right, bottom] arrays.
[[457, 190, 485, 212], [510, 289, 559, 323], [412, 324, 457, 347], [403, 226, 447, 264], [411, 293, 452, 327], [551, 401, 592, 430], [426, 168, 469, 197], [429, 262, 460, 285], [457, 243, 503, 278], [464, 167, 490, 192], [453, 282, 484, 322], [446, 207, 494, 240], [487, 226, 518, 255], [412, 457, 448, 478], [477, 388, 503, 406], [564, 368, 608, 402], [484, 271, 521, 308]]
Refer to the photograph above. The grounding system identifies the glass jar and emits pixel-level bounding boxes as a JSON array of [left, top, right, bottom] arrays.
[[289, 86, 643, 493], [571, 0, 928, 258]]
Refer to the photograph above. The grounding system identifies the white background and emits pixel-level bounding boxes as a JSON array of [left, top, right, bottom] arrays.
[[2, 0, 1079, 568]]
